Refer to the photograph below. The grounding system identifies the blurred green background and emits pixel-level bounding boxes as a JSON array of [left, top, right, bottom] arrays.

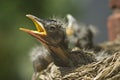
[[0, 0, 83, 80], [0, 0, 110, 80]]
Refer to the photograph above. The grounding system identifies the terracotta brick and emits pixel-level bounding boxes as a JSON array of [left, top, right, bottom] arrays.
[[109, 0, 120, 9], [107, 11, 120, 41]]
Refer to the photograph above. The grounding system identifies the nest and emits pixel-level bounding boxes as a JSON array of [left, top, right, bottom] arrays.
[[35, 38, 120, 80]]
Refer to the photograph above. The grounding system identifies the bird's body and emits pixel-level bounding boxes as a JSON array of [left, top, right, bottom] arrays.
[[70, 50, 96, 66]]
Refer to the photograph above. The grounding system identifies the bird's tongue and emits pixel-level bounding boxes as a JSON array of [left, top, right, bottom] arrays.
[[19, 14, 50, 45], [21, 14, 47, 35]]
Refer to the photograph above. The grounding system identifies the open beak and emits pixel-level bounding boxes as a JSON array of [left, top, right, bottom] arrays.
[[19, 14, 48, 44]]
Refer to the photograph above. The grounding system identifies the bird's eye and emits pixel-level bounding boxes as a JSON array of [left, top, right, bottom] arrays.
[[49, 26, 56, 31]]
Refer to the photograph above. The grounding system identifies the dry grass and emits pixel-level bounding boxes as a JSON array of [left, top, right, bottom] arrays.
[[35, 38, 120, 80]]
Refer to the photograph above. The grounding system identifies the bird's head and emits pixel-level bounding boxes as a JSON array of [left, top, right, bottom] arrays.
[[20, 14, 66, 46], [20, 15, 72, 67]]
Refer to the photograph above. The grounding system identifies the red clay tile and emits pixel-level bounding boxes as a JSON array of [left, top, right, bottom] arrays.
[[109, 0, 120, 9], [107, 10, 120, 41]]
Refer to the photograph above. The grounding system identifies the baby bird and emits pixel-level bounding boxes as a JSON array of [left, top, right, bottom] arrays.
[[66, 14, 98, 49], [20, 14, 96, 80]]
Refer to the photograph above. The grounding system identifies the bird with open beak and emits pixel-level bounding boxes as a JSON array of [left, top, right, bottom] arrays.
[[20, 14, 73, 67], [20, 14, 96, 80]]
